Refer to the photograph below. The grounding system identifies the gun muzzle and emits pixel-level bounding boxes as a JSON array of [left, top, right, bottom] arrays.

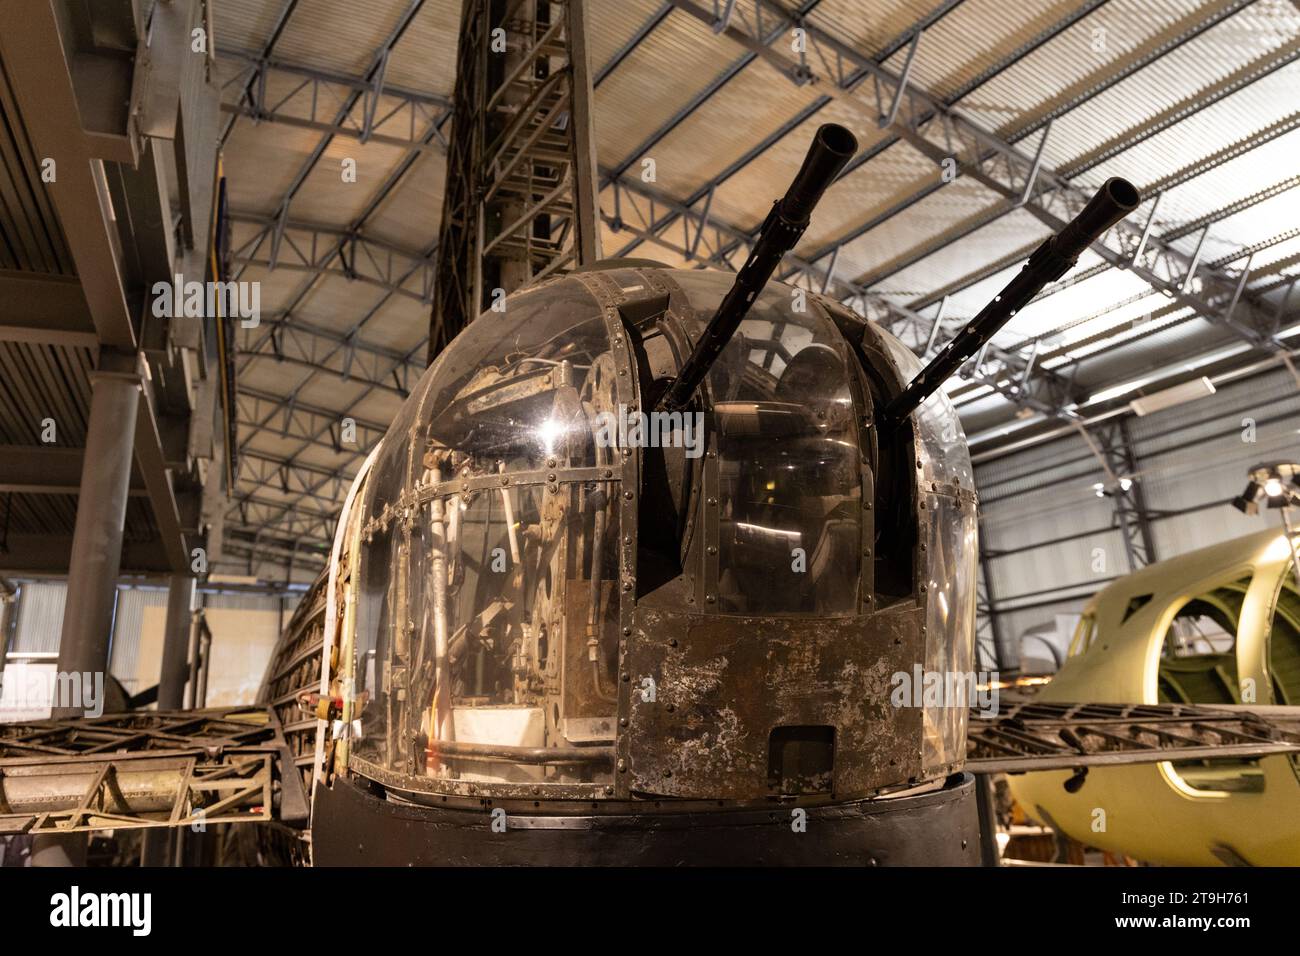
[[780, 123, 860, 224], [882, 176, 1140, 426], [658, 123, 858, 413], [1050, 177, 1142, 266]]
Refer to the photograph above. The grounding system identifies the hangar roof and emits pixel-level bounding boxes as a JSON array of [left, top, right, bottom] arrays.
[[212, 0, 1300, 576]]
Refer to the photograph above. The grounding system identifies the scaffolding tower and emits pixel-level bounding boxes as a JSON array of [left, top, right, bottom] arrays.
[[430, 0, 603, 363]]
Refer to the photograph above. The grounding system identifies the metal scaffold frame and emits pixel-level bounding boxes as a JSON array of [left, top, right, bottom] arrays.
[[430, 0, 603, 362], [0, 708, 309, 835], [966, 700, 1300, 773]]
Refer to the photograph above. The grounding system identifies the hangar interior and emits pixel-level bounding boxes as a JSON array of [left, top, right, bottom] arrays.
[[0, 0, 1299, 868]]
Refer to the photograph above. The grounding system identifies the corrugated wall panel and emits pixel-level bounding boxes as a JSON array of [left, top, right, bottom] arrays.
[[6, 581, 300, 701], [108, 587, 168, 688], [10, 581, 66, 654], [976, 366, 1300, 656]]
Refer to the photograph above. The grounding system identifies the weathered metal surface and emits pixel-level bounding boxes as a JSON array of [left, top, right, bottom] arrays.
[[313, 770, 980, 866], [626, 603, 925, 799]]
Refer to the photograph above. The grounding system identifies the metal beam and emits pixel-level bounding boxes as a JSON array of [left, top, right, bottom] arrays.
[[242, 308, 424, 369], [0, 271, 97, 347], [229, 11, 453, 530], [218, 47, 451, 154], [1084, 417, 1158, 571], [231, 214, 437, 306], [158, 576, 195, 710], [55, 365, 141, 696], [430, 0, 604, 360], [229, 515, 335, 548], [594, 1, 673, 86], [612, 0, 1100, 261], [235, 455, 359, 513], [603, 172, 1063, 412], [0, 1, 136, 348], [0, 447, 147, 496], [134, 374, 190, 574], [947, 227, 1300, 413], [219, 0, 303, 144], [602, 0, 827, 185], [663, 0, 1279, 355], [240, 0, 433, 244], [779, 0, 1264, 291], [0, 535, 172, 575], [235, 388, 387, 454], [909, 108, 1300, 314]]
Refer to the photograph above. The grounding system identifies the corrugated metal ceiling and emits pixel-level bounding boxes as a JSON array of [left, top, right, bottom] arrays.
[[209, 0, 1300, 567]]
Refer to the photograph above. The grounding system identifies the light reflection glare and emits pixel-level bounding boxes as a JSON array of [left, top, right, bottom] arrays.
[[536, 418, 567, 455]]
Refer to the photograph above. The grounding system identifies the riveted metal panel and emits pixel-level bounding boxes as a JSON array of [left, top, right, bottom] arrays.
[[625, 603, 925, 799]]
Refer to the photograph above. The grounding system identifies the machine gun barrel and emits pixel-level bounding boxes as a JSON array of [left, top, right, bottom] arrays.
[[658, 123, 858, 413], [882, 176, 1141, 426]]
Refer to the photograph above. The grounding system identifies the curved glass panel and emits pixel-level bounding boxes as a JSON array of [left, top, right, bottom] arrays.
[[671, 271, 863, 615], [345, 267, 977, 791], [875, 332, 973, 489], [922, 491, 976, 769], [351, 277, 619, 786]]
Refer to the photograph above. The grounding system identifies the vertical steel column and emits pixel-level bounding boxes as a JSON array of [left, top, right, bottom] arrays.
[[159, 574, 196, 709], [54, 362, 141, 712], [185, 607, 202, 709], [0, 577, 15, 679], [566, 0, 603, 268], [1095, 418, 1158, 572], [974, 773, 1001, 867], [429, 0, 488, 361], [143, 571, 194, 868], [978, 545, 1009, 672]]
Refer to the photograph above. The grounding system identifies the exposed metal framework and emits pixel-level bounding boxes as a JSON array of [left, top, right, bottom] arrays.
[[1087, 417, 1159, 571], [231, 214, 438, 307], [237, 315, 423, 400], [216, 2, 448, 575], [0, 707, 308, 835], [258, 572, 329, 794], [430, 0, 603, 361], [672, 0, 1285, 358], [975, 526, 1005, 671], [966, 700, 1300, 774], [219, 48, 453, 153], [0, 0, 225, 582], [599, 0, 1296, 429], [215, 0, 1300, 575]]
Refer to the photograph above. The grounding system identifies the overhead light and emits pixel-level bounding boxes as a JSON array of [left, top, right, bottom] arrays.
[[1235, 463, 1300, 587], [1232, 480, 1261, 515], [1095, 476, 1135, 499], [1232, 463, 1300, 514], [1129, 376, 1216, 416]]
